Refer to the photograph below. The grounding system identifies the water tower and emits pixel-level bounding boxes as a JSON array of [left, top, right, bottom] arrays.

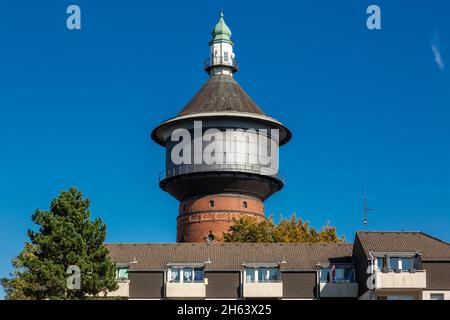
[[151, 12, 291, 242]]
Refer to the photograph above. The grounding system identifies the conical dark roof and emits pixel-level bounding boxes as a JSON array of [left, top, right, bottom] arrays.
[[177, 74, 265, 116]]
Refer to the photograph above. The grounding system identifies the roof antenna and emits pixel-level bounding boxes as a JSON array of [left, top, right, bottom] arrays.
[[363, 168, 374, 230]]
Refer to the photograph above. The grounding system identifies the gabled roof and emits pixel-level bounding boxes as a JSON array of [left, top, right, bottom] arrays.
[[106, 243, 353, 272], [356, 231, 450, 261], [177, 74, 265, 116]]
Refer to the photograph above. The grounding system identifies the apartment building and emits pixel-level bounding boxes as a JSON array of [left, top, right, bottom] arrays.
[[106, 231, 450, 300], [353, 231, 450, 300]]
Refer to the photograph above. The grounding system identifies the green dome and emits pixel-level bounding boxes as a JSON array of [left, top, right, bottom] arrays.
[[209, 12, 233, 45]]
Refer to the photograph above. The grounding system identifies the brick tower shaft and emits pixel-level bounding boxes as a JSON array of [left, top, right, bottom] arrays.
[[177, 194, 265, 242]]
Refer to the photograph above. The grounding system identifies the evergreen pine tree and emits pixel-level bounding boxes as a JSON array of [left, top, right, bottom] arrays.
[[1, 187, 118, 299]]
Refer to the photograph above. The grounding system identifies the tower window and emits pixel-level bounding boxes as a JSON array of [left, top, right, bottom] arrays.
[[209, 200, 215, 208], [224, 51, 229, 61], [207, 231, 215, 242], [243, 201, 248, 208]]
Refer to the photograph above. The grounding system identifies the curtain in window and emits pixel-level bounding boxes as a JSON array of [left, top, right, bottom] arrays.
[[183, 268, 193, 282]]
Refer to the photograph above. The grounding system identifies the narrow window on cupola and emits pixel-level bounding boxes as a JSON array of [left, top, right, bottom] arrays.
[[209, 200, 215, 208], [243, 201, 248, 208], [224, 51, 229, 62]]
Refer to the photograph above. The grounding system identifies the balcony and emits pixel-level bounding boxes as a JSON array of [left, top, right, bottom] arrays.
[[159, 164, 284, 183], [105, 280, 130, 298], [243, 281, 283, 298], [204, 56, 238, 72], [320, 282, 359, 298], [166, 282, 207, 299], [374, 270, 427, 289]]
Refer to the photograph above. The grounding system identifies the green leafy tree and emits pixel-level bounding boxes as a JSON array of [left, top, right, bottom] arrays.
[[1, 187, 118, 299], [223, 214, 344, 243]]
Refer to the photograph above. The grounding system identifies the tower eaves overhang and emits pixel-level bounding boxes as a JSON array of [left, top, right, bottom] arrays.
[[151, 111, 292, 147]]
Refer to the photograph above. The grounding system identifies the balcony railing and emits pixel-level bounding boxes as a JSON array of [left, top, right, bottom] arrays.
[[374, 270, 427, 289], [243, 281, 283, 298], [320, 282, 359, 298], [159, 163, 284, 183], [204, 56, 238, 71], [165, 282, 207, 299]]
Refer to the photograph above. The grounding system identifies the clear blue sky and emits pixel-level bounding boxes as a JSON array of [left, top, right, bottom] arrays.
[[0, 0, 449, 297]]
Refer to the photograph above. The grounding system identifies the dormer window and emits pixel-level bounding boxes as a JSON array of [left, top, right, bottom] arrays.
[[168, 267, 204, 283], [375, 255, 419, 272], [244, 267, 280, 283], [320, 266, 355, 283]]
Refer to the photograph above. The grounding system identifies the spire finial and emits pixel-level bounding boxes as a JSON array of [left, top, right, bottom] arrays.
[[205, 9, 238, 76]]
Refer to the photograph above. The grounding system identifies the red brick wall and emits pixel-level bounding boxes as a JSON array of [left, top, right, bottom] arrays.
[[177, 194, 265, 243]]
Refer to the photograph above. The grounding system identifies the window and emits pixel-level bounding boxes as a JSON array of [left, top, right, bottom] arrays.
[[224, 51, 229, 61], [243, 201, 248, 208], [257, 268, 269, 282], [246, 268, 256, 283], [401, 257, 413, 271], [206, 232, 215, 242], [169, 267, 181, 283], [379, 256, 416, 272], [335, 268, 355, 283], [183, 268, 193, 282], [430, 293, 444, 300], [194, 268, 204, 282], [390, 257, 400, 270], [387, 295, 415, 300], [320, 267, 355, 283], [117, 267, 128, 281], [320, 269, 330, 283], [245, 267, 280, 283], [168, 267, 204, 283], [209, 200, 215, 208], [376, 257, 385, 271]]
